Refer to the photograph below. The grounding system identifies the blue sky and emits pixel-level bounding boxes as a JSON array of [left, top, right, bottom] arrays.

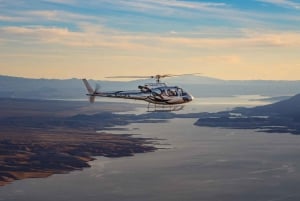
[[0, 0, 300, 80]]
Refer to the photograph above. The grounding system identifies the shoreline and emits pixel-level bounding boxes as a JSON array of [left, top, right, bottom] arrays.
[[0, 98, 162, 187], [0, 127, 157, 187]]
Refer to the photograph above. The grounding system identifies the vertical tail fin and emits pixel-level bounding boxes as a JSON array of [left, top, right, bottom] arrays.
[[82, 79, 94, 94], [83, 79, 97, 103]]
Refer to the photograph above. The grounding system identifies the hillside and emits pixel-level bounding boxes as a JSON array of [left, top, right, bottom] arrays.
[[195, 93, 300, 134], [0, 98, 155, 186], [250, 94, 300, 117]]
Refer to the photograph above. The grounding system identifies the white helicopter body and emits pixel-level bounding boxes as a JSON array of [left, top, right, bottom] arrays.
[[82, 74, 195, 110]]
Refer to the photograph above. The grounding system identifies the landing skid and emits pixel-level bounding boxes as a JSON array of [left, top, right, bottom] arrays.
[[147, 103, 184, 112]]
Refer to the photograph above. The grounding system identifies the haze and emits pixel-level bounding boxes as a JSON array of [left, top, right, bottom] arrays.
[[0, 0, 300, 80]]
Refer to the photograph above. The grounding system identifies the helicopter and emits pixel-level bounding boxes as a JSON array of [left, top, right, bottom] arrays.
[[82, 74, 195, 111]]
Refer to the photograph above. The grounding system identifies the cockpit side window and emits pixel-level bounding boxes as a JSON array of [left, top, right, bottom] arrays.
[[167, 88, 178, 96], [177, 88, 183, 96], [152, 88, 162, 95]]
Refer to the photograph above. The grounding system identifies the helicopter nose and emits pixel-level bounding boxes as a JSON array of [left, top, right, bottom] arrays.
[[183, 94, 194, 102]]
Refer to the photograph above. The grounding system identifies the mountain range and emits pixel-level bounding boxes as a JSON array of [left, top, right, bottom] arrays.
[[195, 92, 300, 134], [238, 93, 300, 118], [1, 75, 300, 100]]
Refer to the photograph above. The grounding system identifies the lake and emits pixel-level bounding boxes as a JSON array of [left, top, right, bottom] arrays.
[[1, 97, 300, 201]]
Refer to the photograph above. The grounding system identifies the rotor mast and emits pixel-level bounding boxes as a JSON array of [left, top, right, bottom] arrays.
[[152, 75, 162, 83]]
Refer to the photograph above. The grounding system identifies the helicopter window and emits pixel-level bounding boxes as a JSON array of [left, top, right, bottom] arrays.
[[177, 88, 183, 96], [161, 89, 167, 96], [167, 88, 177, 96], [152, 88, 162, 95]]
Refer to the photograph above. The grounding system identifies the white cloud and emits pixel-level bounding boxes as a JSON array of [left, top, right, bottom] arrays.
[[0, 26, 152, 50], [96, 0, 299, 29], [0, 10, 101, 24], [0, 1, 299, 51], [1, 25, 300, 50], [0, 15, 27, 22], [257, 0, 300, 9], [42, 0, 76, 5], [113, 0, 230, 18], [120, 0, 227, 10], [1, 0, 299, 36], [25, 10, 99, 22]]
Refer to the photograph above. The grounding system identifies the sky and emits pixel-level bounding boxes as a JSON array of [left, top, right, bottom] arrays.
[[0, 0, 300, 80]]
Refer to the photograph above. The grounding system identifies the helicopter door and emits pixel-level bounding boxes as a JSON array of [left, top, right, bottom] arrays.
[[152, 88, 164, 99]]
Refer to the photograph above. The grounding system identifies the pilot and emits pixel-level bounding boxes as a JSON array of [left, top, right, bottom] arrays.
[[167, 89, 177, 96]]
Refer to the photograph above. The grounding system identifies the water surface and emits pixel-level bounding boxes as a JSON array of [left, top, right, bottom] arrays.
[[1, 98, 300, 201]]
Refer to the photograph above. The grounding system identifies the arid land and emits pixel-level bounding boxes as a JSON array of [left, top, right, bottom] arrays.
[[0, 98, 156, 186]]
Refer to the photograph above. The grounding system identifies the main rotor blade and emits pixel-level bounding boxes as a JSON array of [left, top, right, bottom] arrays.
[[106, 73, 201, 79], [162, 73, 202, 77], [105, 76, 151, 79]]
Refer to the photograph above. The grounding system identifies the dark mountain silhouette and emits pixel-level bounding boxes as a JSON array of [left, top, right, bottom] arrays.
[[195, 93, 300, 134], [1, 74, 300, 99], [235, 93, 300, 117], [254, 94, 300, 116]]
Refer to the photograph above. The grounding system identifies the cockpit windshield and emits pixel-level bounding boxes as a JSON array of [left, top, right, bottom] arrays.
[[180, 88, 188, 96], [165, 87, 183, 96], [152, 87, 188, 97]]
